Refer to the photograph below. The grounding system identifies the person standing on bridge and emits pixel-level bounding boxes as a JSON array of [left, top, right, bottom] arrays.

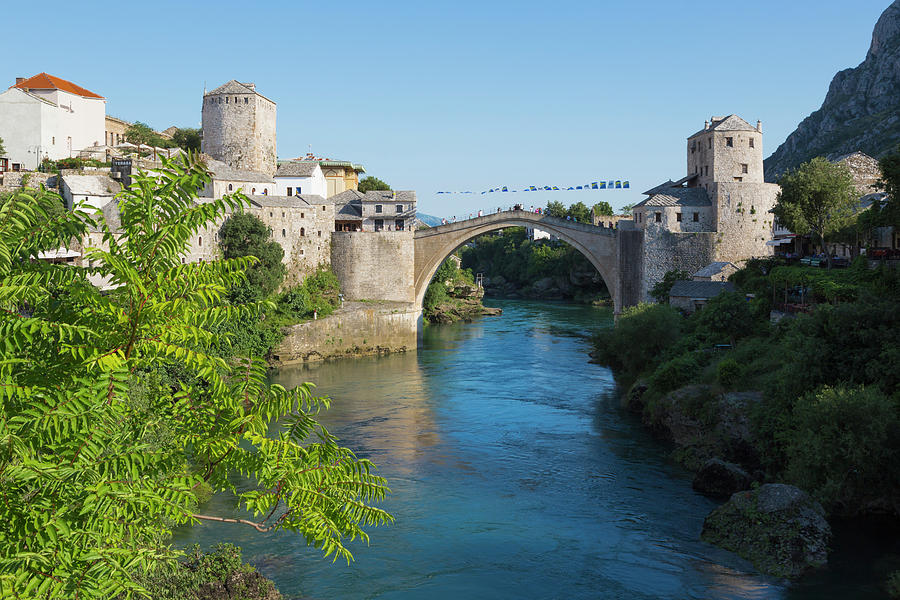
[[478, 209, 483, 217]]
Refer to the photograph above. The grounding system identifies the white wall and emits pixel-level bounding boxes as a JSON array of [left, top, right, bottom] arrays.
[[0, 87, 105, 168], [274, 173, 327, 197]]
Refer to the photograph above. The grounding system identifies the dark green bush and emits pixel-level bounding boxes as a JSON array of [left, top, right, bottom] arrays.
[[782, 386, 900, 513], [716, 358, 741, 388], [592, 303, 682, 382], [649, 353, 705, 395]]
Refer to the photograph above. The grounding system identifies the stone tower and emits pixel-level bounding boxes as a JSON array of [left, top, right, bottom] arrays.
[[686, 115, 778, 263], [201, 80, 277, 176]]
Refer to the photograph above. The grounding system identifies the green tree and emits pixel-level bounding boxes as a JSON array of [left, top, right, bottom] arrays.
[[592, 201, 614, 217], [125, 121, 170, 147], [0, 135, 5, 157], [357, 176, 391, 193], [773, 157, 857, 269], [171, 127, 202, 152], [219, 213, 286, 301], [621, 202, 636, 214], [876, 144, 900, 227], [649, 269, 690, 304], [567, 201, 591, 224], [0, 155, 391, 598], [545, 200, 567, 219]]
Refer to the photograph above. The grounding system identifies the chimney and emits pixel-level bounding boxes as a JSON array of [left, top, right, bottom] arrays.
[[704, 120, 710, 130], [15, 77, 25, 85], [756, 120, 762, 133]]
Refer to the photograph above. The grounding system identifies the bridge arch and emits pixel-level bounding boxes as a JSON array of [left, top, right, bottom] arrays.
[[413, 211, 621, 314]]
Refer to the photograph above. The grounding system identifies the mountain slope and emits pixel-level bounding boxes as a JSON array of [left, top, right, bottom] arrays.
[[765, 1, 900, 180]]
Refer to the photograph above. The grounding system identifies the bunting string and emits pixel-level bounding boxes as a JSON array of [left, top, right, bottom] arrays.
[[436, 180, 630, 195]]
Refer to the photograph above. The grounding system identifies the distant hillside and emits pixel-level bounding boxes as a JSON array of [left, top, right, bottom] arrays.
[[765, 0, 900, 180], [417, 213, 443, 227]]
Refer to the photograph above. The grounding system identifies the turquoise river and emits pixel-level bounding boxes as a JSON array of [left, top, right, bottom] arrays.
[[175, 300, 893, 599]]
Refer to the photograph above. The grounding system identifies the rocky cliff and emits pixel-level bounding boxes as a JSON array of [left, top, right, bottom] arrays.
[[765, 1, 900, 180]]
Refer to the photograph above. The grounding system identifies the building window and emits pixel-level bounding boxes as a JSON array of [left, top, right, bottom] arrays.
[[396, 204, 403, 213], [297, 186, 301, 195], [252, 188, 256, 194], [708, 138, 711, 149], [734, 177, 743, 182], [726, 137, 733, 147], [263, 189, 268, 195], [322, 206, 325, 211], [228, 183, 233, 191], [282, 212, 285, 217], [225, 97, 229, 103], [244, 97, 248, 104], [301, 212, 304, 218], [395, 219, 404, 231], [318, 230, 321, 237], [704, 166, 709, 176], [52, 136, 55, 145], [299, 249, 304, 255], [235, 97, 239, 103], [749, 138, 755, 148], [287, 187, 292, 196], [741, 163, 748, 174], [300, 227, 305, 237], [375, 204, 382, 213], [198, 236, 202, 246], [374, 219, 384, 231], [655, 212, 661, 223], [693, 212, 699, 222], [676, 213, 682, 222], [282, 229, 286, 238]]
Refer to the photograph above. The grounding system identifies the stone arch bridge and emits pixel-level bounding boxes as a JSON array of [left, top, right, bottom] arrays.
[[413, 210, 641, 314]]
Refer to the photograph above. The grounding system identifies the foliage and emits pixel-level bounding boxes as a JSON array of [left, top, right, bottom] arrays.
[[459, 228, 608, 301], [171, 128, 202, 152], [357, 176, 391, 193], [125, 121, 174, 148], [876, 144, 900, 227], [592, 201, 614, 217], [782, 386, 900, 513], [621, 202, 636, 214], [773, 157, 857, 268], [688, 292, 758, 346], [0, 135, 5, 157], [219, 213, 286, 302], [545, 201, 567, 219], [276, 269, 341, 322], [888, 570, 900, 599], [0, 154, 391, 598], [132, 544, 269, 600], [567, 201, 591, 223], [649, 269, 691, 304], [591, 302, 682, 382], [649, 352, 706, 396], [716, 358, 741, 388]]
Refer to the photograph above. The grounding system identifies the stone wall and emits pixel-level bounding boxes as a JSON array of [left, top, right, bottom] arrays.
[[616, 225, 644, 310], [710, 181, 778, 264], [201, 92, 277, 176], [250, 201, 335, 287], [0, 171, 54, 191], [332, 231, 415, 303], [641, 229, 716, 301], [271, 301, 418, 364]]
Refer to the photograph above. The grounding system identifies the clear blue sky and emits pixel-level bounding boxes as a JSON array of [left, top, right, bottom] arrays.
[[3, 0, 891, 216]]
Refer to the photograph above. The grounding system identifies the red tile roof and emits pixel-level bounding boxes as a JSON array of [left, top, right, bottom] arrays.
[[12, 72, 104, 99]]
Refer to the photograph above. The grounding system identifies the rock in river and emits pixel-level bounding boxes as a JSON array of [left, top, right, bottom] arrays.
[[701, 483, 832, 579], [693, 458, 753, 498]]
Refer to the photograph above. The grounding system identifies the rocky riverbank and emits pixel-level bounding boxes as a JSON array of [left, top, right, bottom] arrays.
[[426, 282, 502, 324]]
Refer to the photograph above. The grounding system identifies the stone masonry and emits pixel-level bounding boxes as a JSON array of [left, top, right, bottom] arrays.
[[201, 81, 277, 176]]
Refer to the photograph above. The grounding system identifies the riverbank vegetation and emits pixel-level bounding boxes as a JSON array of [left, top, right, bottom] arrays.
[[423, 257, 499, 324], [0, 154, 391, 598], [460, 226, 609, 303], [593, 257, 900, 519]]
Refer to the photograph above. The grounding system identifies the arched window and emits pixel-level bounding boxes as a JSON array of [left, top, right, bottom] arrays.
[[198, 236, 202, 246], [228, 183, 233, 191], [252, 188, 256, 194], [300, 227, 305, 237], [244, 97, 248, 104], [282, 229, 286, 238], [263, 189, 268, 195]]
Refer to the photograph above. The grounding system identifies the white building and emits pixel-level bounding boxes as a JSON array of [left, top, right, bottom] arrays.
[[60, 174, 122, 211], [274, 161, 327, 197], [201, 155, 275, 198], [0, 73, 106, 170]]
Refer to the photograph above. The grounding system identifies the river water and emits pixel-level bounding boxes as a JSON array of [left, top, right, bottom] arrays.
[[175, 300, 893, 599]]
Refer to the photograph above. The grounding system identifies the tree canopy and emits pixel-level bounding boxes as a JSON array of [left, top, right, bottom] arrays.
[[0, 154, 391, 598], [357, 176, 391, 193], [774, 157, 857, 268], [877, 145, 900, 227], [0, 135, 5, 157], [592, 201, 614, 217], [544, 200, 592, 222], [124, 121, 173, 147], [219, 212, 286, 302], [171, 128, 202, 152]]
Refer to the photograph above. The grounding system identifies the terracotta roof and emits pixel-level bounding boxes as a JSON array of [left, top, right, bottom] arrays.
[[13, 72, 104, 99]]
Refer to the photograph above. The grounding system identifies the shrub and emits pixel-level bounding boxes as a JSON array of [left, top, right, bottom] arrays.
[[592, 302, 682, 381], [716, 358, 741, 388], [649, 353, 704, 395], [887, 571, 900, 599], [782, 385, 900, 513]]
